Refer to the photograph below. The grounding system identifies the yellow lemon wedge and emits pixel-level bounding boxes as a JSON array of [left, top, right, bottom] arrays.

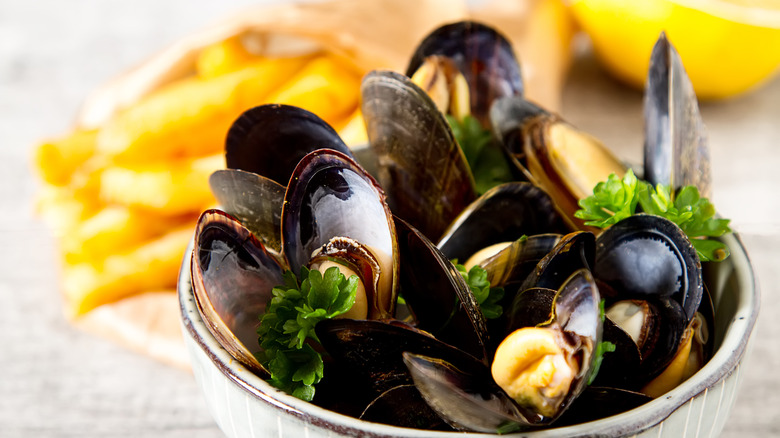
[[569, 0, 780, 99]]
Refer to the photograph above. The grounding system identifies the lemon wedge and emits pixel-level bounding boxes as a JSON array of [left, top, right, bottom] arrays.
[[570, 0, 780, 99]]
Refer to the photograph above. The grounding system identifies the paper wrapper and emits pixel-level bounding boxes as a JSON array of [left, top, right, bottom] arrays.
[[72, 0, 576, 370]]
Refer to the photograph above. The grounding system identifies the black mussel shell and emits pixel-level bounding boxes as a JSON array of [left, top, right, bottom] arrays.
[[403, 352, 541, 432], [480, 234, 563, 289], [362, 70, 477, 241], [225, 104, 352, 186], [191, 209, 285, 375], [315, 319, 486, 397], [555, 387, 652, 427], [506, 287, 557, 333], [520, 231, 595, 292], [644, 33, 711, 198], [437, 182, 567, 263], [359, 385, 454, 431], [594, 214, 703, 321], [282, 149, 398, 319], [590, 316, 642, 389], [208, 169, 285, 253], [489, 96, 549, 179], [395, 217, 489, 361], [406, 21, 523, 125]]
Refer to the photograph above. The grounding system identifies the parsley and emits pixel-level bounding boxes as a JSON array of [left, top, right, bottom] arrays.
[[455, 263, 504, 319], [587, 300, 616, 385], [447, 115, 514, 195], [256, 266, 358, 401], [574, 169, 731, 262]]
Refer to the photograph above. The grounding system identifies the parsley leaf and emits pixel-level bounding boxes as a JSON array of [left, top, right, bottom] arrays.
[[447, 115, 514, 195], [587, 300, 616, 385], [256, 266, 358, 401], [455, 263, 505, 319], [575, 170, 732, 262]]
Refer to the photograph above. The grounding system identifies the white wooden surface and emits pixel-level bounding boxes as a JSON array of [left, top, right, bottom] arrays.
[[2, 1, 777, 436]]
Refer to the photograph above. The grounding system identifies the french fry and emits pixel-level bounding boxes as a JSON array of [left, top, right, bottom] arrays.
[[62, 225, 193, 317], [98, 154, 223, 214], [196, 35, 257, 79], [34, 129, 98, 186], [96, 55, 312, 163], [61, 206, 196, 265], [263, 54, 361, 124], [35, 183, 103, 236]]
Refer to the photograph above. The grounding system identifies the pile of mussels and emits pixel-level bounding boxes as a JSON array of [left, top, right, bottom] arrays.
[[189, 22, 720, 432]]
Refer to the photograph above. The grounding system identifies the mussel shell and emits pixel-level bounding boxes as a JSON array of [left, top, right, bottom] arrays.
[[505, 287, 557, 334], [225, 104, 352, 186], [316, 319, 486, 397], [644, 33, 711, 198], [362, 70, 477, 241], [282, 149, 398, 318], [208, 169, 285, 253], [594, 214, 702, 321], [481, 234, 563, 289], [191, 209, 286, 375], [359, 385, 454, 431], [555, 387, 652, 427], [395, 217, 489, 361], [590, 316, 642, 389], [520, 231, 595, 292], [436, 182, 566, 263], [489, 95, 549, 179], [405, 21, 523, 125], [403, 352, 541, 432], [522, 115, 626, 231]]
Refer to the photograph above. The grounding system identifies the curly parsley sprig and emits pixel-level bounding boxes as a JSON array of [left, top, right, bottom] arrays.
[[256, 266, 358, 401], [447, 115, 514, 195], [454, 262, 505, 319], [574, 169, 731, 262]]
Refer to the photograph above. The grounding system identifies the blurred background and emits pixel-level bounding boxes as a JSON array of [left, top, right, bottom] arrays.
[[2, 0, 778, 436]]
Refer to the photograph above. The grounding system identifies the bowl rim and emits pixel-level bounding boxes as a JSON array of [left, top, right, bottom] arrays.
[[178, 231, 759, 437]]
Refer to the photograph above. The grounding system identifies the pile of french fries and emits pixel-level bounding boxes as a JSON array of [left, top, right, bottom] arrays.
[[35, 36, 367, 319]]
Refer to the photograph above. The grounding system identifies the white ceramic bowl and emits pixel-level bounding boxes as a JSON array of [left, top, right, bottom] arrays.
[[178, 232, 758, 438]]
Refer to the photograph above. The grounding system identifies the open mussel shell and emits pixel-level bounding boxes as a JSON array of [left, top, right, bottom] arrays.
[[523, 114, 627, 230], [594, 214, 703, 321], [395, 217, 489, 361], [405, 21, 523, 124], [644, 33, 711, 198], [191, 209, 286, 376], [362, 70, 477, 241], [404, 352, 541, 432], [316, 319, 486, 398], [225, 104, 352, 186], [208, 169, 285, 253], [436, 182, 567, 263], [402, 270, 602, 432], [359, 385, 454, 431], [489, 95, 549, 179], [282, 149, 398, 319], [519, 231, 595, 293], [555, 387, 652, 427], [480, 234, 563, 289]]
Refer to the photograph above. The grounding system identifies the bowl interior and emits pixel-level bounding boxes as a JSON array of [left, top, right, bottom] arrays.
[[178, 231, 758, 437]]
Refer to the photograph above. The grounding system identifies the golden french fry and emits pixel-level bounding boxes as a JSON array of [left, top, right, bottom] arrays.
[[61, 206, 196, 265], [336, 108, 368, 147], [98, 154, 223, 214], [62, 225, 193, 317], [35, 183, 103, 236], [264, 55, 361, 125], [197, 35, 257, 79], [96, 55, 312, 163], [34, 129, 98, 186]]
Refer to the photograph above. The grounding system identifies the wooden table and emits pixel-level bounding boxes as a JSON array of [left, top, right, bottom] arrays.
[[2, 1, 777, 436]]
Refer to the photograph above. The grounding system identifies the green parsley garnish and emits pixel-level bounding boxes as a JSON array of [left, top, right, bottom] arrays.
[[454, 262, 505, 319], [447, 115, 514, 195], [256, 266, 358, 401], [587, 300, 616, 385], [574, 169, 731, 262]]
